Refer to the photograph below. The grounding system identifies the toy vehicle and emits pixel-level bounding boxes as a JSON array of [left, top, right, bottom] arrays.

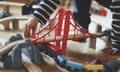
[[84, 64, 104, 72], [65, 60, 84, 72], [105, 61, 119, 72], [56, 55, 67, 67]]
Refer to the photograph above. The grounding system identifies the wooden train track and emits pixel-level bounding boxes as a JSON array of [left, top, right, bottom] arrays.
[[41, 52, 69, 72], [22, 53, 42, 72]]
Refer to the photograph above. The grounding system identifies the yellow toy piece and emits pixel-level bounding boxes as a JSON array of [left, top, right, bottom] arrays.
[[116, 58, 120, 63], [84, 64, 104, 72]]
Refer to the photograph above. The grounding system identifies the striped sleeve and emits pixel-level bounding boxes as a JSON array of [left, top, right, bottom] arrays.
[[33, 0, 62, 24], [110, 0, 120, 50]]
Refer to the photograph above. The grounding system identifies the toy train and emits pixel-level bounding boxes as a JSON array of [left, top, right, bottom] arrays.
[[0, 34, 120, 72], [57, 55, 120, 72]]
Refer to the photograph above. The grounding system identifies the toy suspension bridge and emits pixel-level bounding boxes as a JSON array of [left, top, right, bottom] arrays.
[[0, 8, 119, 72], [25, 8, 95, 55]]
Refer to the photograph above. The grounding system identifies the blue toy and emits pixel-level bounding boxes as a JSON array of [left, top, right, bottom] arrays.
[[3, 39, 44, 69], [104, 61, 120, 72], [65, 60, 84, 72], [56, 55, 67, 67]]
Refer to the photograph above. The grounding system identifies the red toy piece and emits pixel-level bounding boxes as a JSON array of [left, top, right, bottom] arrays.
[[25, 8, 95, 55], [91, 1, 107, 16], [98, 8, 107, 16]]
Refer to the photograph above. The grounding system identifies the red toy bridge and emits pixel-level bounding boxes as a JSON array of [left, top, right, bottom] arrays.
[[26, 9, 95, 55]]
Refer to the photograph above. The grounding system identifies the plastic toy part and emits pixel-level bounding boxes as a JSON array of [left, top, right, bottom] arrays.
[[4, 43, 23, 69], [36, 43, 57, 59], [36, 43, 49, 52], [84, 64, 104, 72], [91, 1, 107, 16], [16, 33, 24, 40], [65, 61, 84, 72], [98, 9, 107, 16], [9, 35, 18, 42], [56, 55, 67, 67], [2, 39, 43, 69], [104, 61, 119, 72], [45, 48, 57, 60], [5, 33, 23, 45], [27, 45, 43, 65], [9, 33, 23, 42]]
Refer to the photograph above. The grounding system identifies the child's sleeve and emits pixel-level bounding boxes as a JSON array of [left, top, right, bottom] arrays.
[[33, 0, 62, 25]]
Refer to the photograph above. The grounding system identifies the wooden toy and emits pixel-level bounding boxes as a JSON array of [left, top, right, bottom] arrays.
[[0, 1, 25, 16], [0, 16, 31, 30], [41, 52, 56, 66], [22, 53, 42, 72], [65, 60, 84, 72], [23, 61, 42, 72], [84, 64, 104, 72], [41, 52, 69, 72]]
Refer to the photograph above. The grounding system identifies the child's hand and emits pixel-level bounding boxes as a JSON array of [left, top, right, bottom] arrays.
[[24, 17, 39, 37]]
